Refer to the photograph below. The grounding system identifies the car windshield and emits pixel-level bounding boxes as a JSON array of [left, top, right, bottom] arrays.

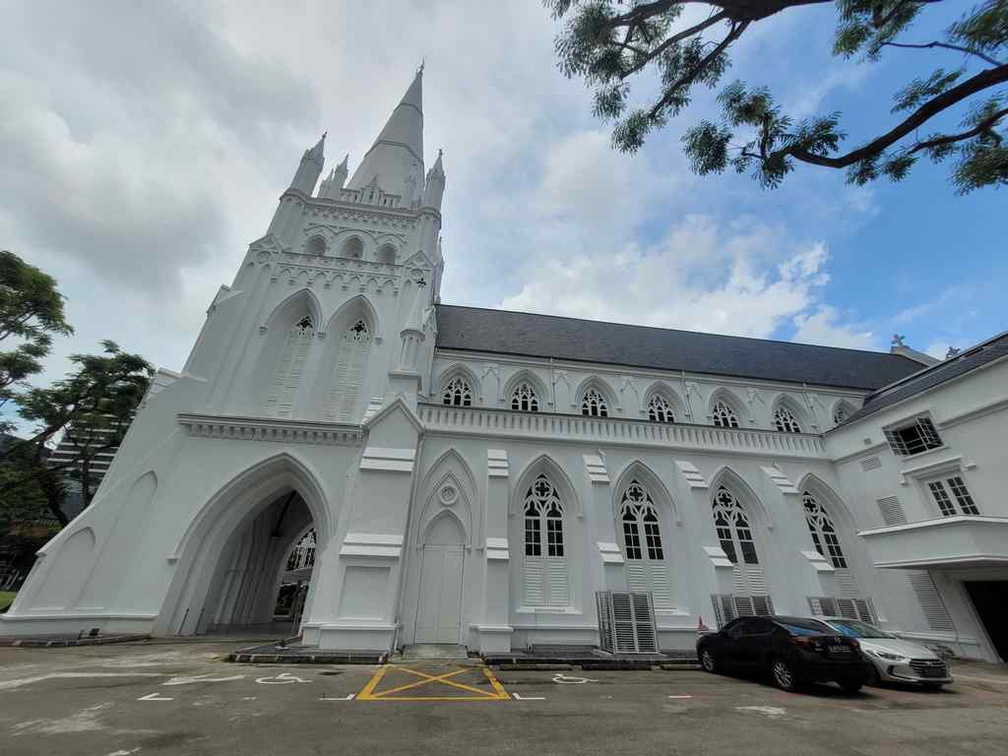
[[827, 619, 894, 639], [776, 619, 832, 636]]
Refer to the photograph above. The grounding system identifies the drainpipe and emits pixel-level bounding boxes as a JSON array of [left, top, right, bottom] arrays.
[[680, 370, 693, 422], [390, 430, 425, 653], [801, 382, 819, 432], [550, 357, 557, 411]]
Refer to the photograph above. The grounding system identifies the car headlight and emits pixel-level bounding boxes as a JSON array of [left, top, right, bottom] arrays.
[[868, 650, 907, 662]]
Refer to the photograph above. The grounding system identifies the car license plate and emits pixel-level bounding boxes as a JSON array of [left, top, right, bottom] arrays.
[[828, 645, 851, 654], [922, 667, 945, 677]]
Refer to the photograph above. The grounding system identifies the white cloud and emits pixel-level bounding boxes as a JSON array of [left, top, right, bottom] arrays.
[[792, 306, 877, 349]]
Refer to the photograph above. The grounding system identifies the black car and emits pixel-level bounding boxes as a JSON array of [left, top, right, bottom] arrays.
[[696, 615, 869, 693]]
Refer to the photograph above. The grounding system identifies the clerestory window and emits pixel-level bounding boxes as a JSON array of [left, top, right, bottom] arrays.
[[647, 394, 675, 423], [511, 382, 540, 412], [773, 405, 802, 433], [581, 388, 608, 417], [442, 377, 473, 407], [711, 400, 739, 428]]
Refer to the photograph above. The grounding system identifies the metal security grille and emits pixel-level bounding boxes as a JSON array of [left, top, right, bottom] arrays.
[[807, 596, 877, 623], [883, 417, 942, 456], [710, 594, 775, 628], [596, 591, 659, 653]]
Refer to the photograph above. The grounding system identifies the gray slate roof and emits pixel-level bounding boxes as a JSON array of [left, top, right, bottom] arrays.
[[435, 305, 923, 390], [845, 331, 1008, 422]]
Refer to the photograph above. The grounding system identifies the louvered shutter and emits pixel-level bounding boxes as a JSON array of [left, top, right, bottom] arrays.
[[835, 568, 860, 597], [836, 598, 859, 619], [546, 559, 568, 607], [327, 331, 369, 421], [877, 496, 907, 526], [277, 331, 311, 418], [523, 559, 544, 606], [265, 331, 298, 415], [596, 592, 615, 652], [632, 593, 659, 652], [627, 563, 647, 594], [733, 595, 756, 617], [853, 598, 876, 623], [648, 564, 674, 610], [612, 592, 637, 652], [907, 571, 955, 631], [751, 595, 774, 616]]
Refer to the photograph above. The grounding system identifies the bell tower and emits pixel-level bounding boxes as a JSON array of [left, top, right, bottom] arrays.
[[186, 68, 445, 425]]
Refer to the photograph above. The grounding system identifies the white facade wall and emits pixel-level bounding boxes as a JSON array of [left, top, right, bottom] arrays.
[[4, 73, 1004, 662]]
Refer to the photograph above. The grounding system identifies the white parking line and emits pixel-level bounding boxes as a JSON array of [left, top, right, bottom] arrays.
[[137, 693, 173, 702], [0, 672, 162, 691], [163, 673, 246, 686], [512, 693, 546, 700]]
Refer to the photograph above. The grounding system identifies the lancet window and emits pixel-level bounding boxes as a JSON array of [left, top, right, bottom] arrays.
[[265, 315, 315, 418], [581, 388, 608, 417], [647, 394, 675, 423], [711, 399, 740, 428], [621, 482, 663, 561], [774, 405, 803, 433], [511, 382, 540, 412], [442, 376, 473, 407], [802, 492, 846, 568], [522, 474, 568, 607], [326, 319, 370, 421], [712, 486, 758, 565]]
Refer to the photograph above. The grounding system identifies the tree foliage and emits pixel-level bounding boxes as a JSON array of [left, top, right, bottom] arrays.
[[6, 342, 153, 524], [0, 250, 73, 418], [548, 0, 1008, 192]]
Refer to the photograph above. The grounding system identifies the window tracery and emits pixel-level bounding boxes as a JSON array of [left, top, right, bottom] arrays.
[[773, 405, 803, 433], [711, 399, 740, 428], [802, 492, 846, 568], [581, 387, 608, 417], [620, 481, 663, 561], [712, 486, 758, 565], [511, 382, 540, 412], [442, 376, 473, 407], [524, 475, 564, 557], [647, 394, 675, 423]]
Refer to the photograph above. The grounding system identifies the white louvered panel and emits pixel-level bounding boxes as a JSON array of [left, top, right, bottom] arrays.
[[836, 598, 859, 620], [265, 331, 299, 415], [907, 571, 955, 632], [277, 331, 311, 418], [648, 563, 674, 610], [835, 568, 859, 597], [733, 595, 756, 617], [751, 595, 774, 616], [853, 598, 877, 622], [523, 559, 544, 606], [596, 592, 615, 652], [546, 559, 568, 607], [877, 496, 907, 526], [732, 565, 746, 594], [860, 456, 882, 471], [340, 338, 368, 420], [627, 563, 648, 594], [745, 565, 767, 594], [611, 592, 636, 653], [632, 592, 658, 652]]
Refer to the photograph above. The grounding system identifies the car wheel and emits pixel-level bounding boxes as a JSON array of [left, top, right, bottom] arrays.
[[864, 664, 880, 687], [839, 679, 863, 694], [700, 648, 719, 674], [770, 657, 799, 692]]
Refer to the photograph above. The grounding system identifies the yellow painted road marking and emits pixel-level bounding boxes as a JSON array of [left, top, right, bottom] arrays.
[[356, 664, 510, 701]]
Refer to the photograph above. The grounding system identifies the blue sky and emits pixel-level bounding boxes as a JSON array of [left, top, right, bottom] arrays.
[[1, 0, 1003, 398]]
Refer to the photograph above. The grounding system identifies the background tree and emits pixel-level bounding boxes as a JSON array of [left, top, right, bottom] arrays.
[[0, 250, 73, 423], [8, 342, 153, 525], [549, 0, 1007, 192]]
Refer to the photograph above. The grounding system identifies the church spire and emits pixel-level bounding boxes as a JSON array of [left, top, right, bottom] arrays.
[[347, 70, 425, 204], [422, 149, 445, 210], [289, 132, 326, 195]]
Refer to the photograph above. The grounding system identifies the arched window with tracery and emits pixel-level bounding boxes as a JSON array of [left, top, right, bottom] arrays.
[[802, 492, 847, 568], [647, 394, 675, 423], [442, 376, 473, 406], [511, 382, 539, 412], [620, 480, 674, 609], [326, 319, 370, 421], [265, 315, 315, 418], [712, 486, 758, 565], [833, 402, 854, 425], [286, 528, 316, 571], [774, 404, 803, 433], [711, 399, 739, 428], [340, 237, 364, 259], [581, 387, 608, 417], [522, 474, 568, 607]]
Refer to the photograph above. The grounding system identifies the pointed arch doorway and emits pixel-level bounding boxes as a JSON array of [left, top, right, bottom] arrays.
[[414, 514, 466, 644]]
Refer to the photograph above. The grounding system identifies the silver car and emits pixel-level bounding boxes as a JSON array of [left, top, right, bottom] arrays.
[[818, 617, 953, 688]]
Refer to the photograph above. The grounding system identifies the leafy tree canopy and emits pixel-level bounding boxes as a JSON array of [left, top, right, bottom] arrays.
[[9, 342, 153, 524], [0, 250, 72, 417], [548, 0, 1008, 192]]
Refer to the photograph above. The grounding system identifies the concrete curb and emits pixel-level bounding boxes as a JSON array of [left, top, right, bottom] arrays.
[[0, 633, 151, 648]]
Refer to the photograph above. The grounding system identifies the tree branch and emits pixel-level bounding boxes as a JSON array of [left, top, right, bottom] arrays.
[[883, 40, 1004, 67], [791, 64, 1008, 167], [617, 11, 730, 79], [648, 20, 751, 118], [905, 106, 1008, 155]]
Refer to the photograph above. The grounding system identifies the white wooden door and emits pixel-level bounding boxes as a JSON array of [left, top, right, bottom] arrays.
[[415, 514, 465, 644]]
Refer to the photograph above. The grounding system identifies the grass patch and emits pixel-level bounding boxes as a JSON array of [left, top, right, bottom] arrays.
[[0, 591, 16, 612]]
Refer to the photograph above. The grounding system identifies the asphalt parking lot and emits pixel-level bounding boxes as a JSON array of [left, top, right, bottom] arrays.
[[1, 640, 1007, 755]]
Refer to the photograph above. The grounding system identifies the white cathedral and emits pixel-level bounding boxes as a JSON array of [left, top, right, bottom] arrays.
[[4, 71, 1006, 663]]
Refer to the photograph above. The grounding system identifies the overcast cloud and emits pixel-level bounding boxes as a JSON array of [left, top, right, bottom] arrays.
[[2, 0, 998, 391]]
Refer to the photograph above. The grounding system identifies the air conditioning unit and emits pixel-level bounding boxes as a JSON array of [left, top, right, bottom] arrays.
[[596, 591, 659, 653]]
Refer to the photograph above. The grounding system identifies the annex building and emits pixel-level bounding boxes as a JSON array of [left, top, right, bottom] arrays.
[[4, 72, 1006, 663]]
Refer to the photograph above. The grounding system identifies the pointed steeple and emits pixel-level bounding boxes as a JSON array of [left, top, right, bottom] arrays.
[[318, 153, 350, 199], [347, 70, 425, 204], [289, 133, 326, 195], [422, 149, 446, 210]]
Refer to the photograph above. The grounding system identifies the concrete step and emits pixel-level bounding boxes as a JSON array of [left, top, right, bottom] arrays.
[[400, 643, 470, 661]]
